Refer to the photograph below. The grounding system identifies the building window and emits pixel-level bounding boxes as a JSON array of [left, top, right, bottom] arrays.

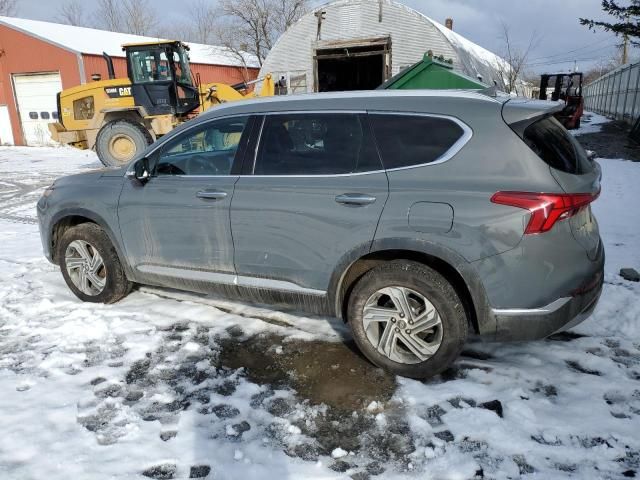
[[73, 96, 94, 120], [40, 112, 50, 120], [28, 112, 38, 120]]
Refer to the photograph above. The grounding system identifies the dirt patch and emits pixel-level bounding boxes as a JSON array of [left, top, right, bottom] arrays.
[[576, 118, 640, 161], [219, 333, 397, 411]]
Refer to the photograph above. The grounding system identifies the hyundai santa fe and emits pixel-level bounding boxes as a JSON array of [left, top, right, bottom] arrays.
[[37, 90, 604, 378]]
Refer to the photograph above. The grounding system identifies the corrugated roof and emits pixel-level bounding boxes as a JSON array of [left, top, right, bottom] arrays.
[[0, 16, 259, 68]]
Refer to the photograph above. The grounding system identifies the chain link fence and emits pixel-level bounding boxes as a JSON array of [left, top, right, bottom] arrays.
[[584, 62, 640, 125]]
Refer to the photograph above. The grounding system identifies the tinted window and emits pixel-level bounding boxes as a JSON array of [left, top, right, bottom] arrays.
[[156, 117, 248, 176], [254, 113, 380, 175], [523, 116, 593, 174], [369, 114, 465, 169]]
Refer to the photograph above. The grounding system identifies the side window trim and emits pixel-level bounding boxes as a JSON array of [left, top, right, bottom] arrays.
[[367, 111, 474, 171], [153, 115, 253, 177], [248, 111, 385, 178]]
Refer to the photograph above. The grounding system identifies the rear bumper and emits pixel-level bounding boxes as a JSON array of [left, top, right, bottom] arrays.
[[490, 242, 604, 341]]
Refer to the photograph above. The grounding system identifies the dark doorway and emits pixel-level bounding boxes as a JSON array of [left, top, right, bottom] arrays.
[[314, 38, 391, 92]]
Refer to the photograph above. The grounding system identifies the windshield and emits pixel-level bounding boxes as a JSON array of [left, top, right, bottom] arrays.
[[173, 47, 193, 85], [129, 48, 172, 83], [128, 45, 193, 85]]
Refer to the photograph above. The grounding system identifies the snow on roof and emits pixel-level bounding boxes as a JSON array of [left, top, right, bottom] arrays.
[[0, 16, 259, 68], [426, 15, 507, 71]]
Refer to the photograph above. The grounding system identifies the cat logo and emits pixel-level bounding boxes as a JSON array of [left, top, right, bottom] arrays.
[[104, 86, 133, 98]]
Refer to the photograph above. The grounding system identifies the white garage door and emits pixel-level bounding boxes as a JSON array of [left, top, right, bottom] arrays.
[[13, 73, 62, 146]]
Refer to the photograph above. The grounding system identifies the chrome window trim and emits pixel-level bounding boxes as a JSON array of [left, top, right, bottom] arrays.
[[367, 111, 474, 171], [137, 264, 327, 296], [126, 110, 474, 178], [248, 110, 473, 178]]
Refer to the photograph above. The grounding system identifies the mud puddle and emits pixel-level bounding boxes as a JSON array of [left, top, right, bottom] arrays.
[[219, 332, 397, 411]]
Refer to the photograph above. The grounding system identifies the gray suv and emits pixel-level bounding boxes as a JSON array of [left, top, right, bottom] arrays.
[[37, 90, 604, 378]]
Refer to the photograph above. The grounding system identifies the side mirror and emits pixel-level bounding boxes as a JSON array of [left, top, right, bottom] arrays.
[[586, 150, 597, 161], [128, 158, 151, 184]]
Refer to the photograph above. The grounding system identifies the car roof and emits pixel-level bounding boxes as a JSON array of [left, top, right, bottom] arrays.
[[199, 88, 500, 119]]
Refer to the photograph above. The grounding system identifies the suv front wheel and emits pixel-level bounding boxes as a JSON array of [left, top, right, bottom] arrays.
[[58, 223, 132, 304], [347, 261, 468, 379]]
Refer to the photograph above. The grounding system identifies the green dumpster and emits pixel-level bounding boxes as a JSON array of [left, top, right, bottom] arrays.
[[380, 54, 487, 90]]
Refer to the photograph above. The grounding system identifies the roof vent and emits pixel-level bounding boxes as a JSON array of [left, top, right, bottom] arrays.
[[445, 18, 454, 30]]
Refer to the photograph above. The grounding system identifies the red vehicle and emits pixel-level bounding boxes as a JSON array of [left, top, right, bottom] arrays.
[[538, 72, 584, 129]]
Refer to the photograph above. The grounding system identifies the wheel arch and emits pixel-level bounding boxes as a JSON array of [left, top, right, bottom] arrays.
[[329, 238, 495, 336], [49, 209, 132, 278]]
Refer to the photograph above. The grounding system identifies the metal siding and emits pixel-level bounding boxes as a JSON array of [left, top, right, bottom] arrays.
[[260, 0, 477, 92], [0, 24, 81, 145]]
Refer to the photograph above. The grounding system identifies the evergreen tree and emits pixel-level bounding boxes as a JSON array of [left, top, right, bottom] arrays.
[[580, 1, 640, 45]]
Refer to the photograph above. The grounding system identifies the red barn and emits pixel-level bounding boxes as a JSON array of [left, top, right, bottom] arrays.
[[0, 16, 260, 146]]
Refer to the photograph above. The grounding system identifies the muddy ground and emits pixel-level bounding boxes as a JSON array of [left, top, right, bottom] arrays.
[[577, 114, 640, 161]]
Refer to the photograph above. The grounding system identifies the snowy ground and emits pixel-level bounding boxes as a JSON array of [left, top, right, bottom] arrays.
[[0, 124, 639, 479], [571, 111, 612, 137]]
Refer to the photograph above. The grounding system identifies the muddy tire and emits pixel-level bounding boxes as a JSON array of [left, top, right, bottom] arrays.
[[95, 119, 153, 167], [347, 261, 468, 379], [58, 223, 132, 304]]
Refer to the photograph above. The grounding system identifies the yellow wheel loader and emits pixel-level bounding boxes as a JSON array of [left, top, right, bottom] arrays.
[[49, 41, 275, 166]]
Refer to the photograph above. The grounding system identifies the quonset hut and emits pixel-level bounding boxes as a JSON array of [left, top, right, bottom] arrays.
[[259, 0, 509, 94]]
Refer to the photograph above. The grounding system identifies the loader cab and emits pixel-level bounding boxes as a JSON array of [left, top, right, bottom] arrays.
[[124, 41, 200, 117]]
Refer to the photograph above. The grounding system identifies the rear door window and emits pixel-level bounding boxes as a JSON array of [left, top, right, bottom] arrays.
[[253, 113, 381, 175], [523, 116, 593, 174], [369, 114, 466, 169]]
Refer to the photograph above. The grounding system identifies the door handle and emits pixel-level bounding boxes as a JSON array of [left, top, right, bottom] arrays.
[[196, 190, 228, 200], [335, 193, 377, 206]]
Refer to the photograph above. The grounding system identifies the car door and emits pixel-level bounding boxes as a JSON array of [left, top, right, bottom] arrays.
[[230, 112, 389, 295], [118, 115, 254, 286]]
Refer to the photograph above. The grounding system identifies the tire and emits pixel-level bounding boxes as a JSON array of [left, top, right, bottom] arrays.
[[95, 119, 153, 167], [58, 223, 132, 304], [347, 261, 468, 379]]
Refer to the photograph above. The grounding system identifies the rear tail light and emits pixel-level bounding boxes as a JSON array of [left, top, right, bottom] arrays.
[[490, 189, 600, 234]]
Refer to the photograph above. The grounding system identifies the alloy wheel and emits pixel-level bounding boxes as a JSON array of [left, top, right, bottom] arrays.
[[65, 240, 106, 296], [362, 286, 443, 364]]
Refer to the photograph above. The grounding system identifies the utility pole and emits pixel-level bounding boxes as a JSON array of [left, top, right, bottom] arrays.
[[623, 33, 629, 65]]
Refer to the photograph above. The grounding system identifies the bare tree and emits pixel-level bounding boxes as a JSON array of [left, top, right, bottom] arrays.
[[0, 0, 18, 16], [217, 0, 309, 66], [186, 0, 218, 44], [122, 0, 159, 36], [58, 0, 87, 26], [95, 0, 123, 32], [94, 0, 159, 36], [496, 21, 538, 95]]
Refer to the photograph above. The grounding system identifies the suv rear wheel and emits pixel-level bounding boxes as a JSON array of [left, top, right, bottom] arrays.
[[58, 223, 132, 304], [347, 261, 468, 379]]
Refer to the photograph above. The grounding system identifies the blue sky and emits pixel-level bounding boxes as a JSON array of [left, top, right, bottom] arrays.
[[16, 0, 625, 74]]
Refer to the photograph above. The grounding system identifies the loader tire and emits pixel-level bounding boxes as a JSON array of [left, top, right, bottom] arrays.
[[96, 119, 153, 167]]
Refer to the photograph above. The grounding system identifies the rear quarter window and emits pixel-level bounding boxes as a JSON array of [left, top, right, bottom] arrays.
[[369, 114, 466, 169], [523, 116, 593, 174]]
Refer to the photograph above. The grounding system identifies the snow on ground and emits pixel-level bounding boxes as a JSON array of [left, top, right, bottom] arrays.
[[572, 112, 612, 136], [0, 134, 639, 479]]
